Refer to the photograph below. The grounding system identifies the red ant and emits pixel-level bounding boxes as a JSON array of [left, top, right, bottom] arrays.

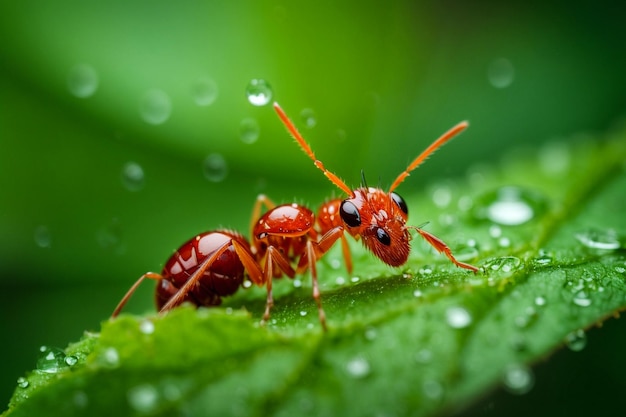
[[112, 102, 478, 330]]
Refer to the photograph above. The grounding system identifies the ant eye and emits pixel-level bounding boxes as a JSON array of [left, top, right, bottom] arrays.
[[340, 200, 361, 227], [376, 228, 391, 246], [391, 192, 408, 215]]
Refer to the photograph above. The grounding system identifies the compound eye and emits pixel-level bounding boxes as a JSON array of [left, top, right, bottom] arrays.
[[376, 228, 391, 246], [391, 192, 408, 215], [340, 200, 361, 227]]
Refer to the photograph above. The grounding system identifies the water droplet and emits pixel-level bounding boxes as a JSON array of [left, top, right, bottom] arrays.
[[65, 355, 78, 366], [533, 250, 553, 267], [364, 327, 377, 341], [17, 377, 29, 389], [34, 225, 52, 248], [300, 108, 317, 128], [192, 77, 218, 106], [96, 217, 125, 254], [503, 363, 534, 395], [350, 276, 360, 283], [564, 329, 587, 352], [345, 356, 371, 378], [415, 349, 433, 364], [140, 320, 155, 335], [575, 229, 622, 250], [292, 278, 302, 288], [329, 258, 341, 269], [452, 242, 479, 262], [127, 384, 159, 413], [37, 346, 67, 374], [73, 391, 89, 408], [240, 118, 260, 144], [413, 289, 423, 298], [474, 186, 544, 226], [487, 58, 515, 89], [67, 64, 99, 98], [139, 89, 172, 125], [572, 290, 592, 307], [446, 306, 472, 329], [534, 296, 547, 306], [121, 161, 145, 191], [299, 310, 308, 317], [432, 186, 452, 208], [489, 224, 502, 238], [102, 347, 120, 367], [245, 79, 272, 106], [202, 153, 228, 182], [539, 141, 570, 176], [482, 256, 523, 275], [422, 379, 444, 400]]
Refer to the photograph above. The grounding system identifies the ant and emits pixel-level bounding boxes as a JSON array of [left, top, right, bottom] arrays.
[[112, 102, 478, 331]]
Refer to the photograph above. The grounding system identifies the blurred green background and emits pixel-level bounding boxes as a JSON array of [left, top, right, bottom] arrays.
[[1, 0, 625, 414]]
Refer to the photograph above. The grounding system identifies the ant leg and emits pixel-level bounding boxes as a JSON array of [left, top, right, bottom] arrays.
[[250, 194, 277, 237], [413, 227, 478, 272], [160, 240, 232, 312], [306, 240, 327, 331], [111, 272, 162, 318], [340, 235, 353, 274], [260, 246, 296, 324]]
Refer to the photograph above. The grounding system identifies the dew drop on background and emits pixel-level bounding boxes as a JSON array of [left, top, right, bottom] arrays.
[[203, 153, 228, 182], [67, 64, 99, 98], [502, 363, 534, 395], [487, 58, 515, 89], [121, 161, 145, 191], [139, 89, 172, 125], [300, 108, 317, 128], [192, 77, 218, 106], [564, 329, 587, 351], [246, 79, 272, 106], [240, 118, 260, 144], [34, 225, 52, 248], [127, 384, 159, 414]]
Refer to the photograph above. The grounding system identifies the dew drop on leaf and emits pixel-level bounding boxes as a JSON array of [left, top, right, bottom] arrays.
[[16, 377, 29, 389], [37, 346, 67, 374], [473, 186, 545, 226], [139, 89, 172, 125], [64, 355, 78, 366], [101, 347, 120, 367], [245, 79, 272, 106], [127, 384, 159, 413], [502, 363, 534, 395], [534, 296, 547, 306], [445, 306, 472, 329], [121, 161, 145, 192], [192, 77, 218, 106], [140, 320, 155, 335], [572, 290, 592, 307], [240, 118, 260, 144], [67, 64, 99, 98], [575, 228, 622, 250], [564, 329, 588, 352], [345, 356, 371, 379], [202, 153, 228, 183]]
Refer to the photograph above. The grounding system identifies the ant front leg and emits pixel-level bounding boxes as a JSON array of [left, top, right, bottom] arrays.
[[413, 227, 478, 272], [111, 272, 162, 318], [299, 226, 345, 331]]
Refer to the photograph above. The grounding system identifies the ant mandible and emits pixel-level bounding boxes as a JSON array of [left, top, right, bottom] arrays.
[[111, 102, 478, 331]]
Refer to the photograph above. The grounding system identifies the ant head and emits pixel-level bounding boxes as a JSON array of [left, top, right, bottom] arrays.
[[339, 188, 411, 267]]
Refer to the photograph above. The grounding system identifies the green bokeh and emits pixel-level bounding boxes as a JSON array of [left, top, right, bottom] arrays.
[[1, 0, 625, 413]]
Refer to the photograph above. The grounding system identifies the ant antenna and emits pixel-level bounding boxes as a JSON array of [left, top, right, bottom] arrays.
[[274, 102, 354, 197], [388, 121, 469, 193], [360, 169, 369, 189]]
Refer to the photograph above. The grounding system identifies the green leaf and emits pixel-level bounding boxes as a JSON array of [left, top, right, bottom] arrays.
[[4, 130, 626, 417]]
